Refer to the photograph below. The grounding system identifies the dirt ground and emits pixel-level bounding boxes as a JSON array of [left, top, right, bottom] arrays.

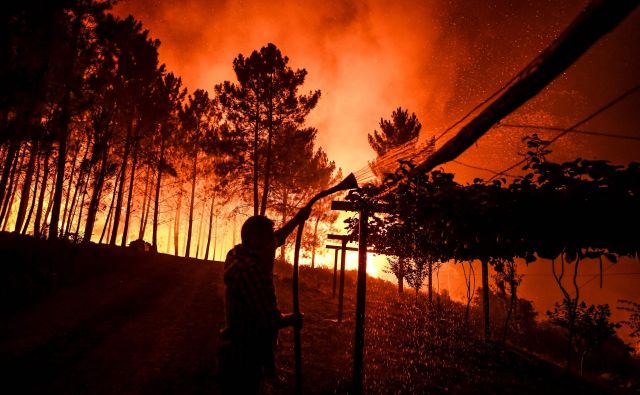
[[0, 234, 619, 394], [1, 247, 223, 394]]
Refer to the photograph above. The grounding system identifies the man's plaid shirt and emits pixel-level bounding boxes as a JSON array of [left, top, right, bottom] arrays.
[[223, 244, 281, 339]]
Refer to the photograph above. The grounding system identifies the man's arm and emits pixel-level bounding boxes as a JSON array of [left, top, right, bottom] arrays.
[[274, 205, 312, 247]]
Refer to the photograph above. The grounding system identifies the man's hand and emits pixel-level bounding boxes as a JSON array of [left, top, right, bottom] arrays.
[[276, 205, 313, 244], [281, 312, 304, 329]]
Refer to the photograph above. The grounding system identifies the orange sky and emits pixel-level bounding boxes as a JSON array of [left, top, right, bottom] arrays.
[[113, 0, 640, 340], [114, 0, 640, 180]]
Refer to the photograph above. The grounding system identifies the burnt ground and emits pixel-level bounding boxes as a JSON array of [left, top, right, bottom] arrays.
[[0, 233, 621, 394]]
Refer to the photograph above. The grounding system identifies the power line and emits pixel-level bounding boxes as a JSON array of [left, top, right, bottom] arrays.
[[497, 123, 640, 141], [488, 84, 640, 181], [580, 263, 617, 289], [525, 272, 640, 277], [451, 160, 517, 178]]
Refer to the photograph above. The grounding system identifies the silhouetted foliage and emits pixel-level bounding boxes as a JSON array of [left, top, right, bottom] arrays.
[[619, 299, 640, 347], [548, 301, 621, 375], [368, 107, 421, 156]]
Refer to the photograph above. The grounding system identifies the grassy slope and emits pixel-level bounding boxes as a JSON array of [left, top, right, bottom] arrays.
[[0, 233, 614, 394]]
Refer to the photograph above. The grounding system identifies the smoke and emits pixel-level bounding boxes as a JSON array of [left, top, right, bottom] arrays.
[[114, 0, 639, 178], [114, 0, 453, 173]]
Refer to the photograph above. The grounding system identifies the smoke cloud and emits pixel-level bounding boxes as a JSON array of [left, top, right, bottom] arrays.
[[114, 0, 639, 177]]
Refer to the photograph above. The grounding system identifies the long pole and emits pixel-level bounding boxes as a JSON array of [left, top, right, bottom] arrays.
[[292, 223, 304, 395], [332, 248, 339, 298], [338, 239, 347, 322], [289, 173, 358, 394], [353, 206, 369, 394]]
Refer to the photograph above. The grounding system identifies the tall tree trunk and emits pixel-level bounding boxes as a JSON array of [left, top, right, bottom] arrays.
[[204, 192, 215, 260], [310, 214, 320, 268], [1, 144, 25, 229], [0, 140, 19, 208], [259, 99, 273, 216], [110, 120, 133, 245], [34, 145, 52, 238], [232, 215, 237, 246], [195, 197, 206, 259], [279, 189, 288, 262], [141, 170, 153, 239], [121, 140, 139, 246], [252, 102, 259, 216], [49, 125, 68, 239], [83, 144, 109, 243], [14, 141, 38, 232], [152, 137, 165, 247], [174, 188, 182, 256], [22, 149, 41, 234], [49, 6, 83, 240], [212, 216, 218, 261], [65, 140, 90, 236], [138, 167, 151, 240], [185, 153, 197, 257], [398, 257, 405, 295], [165, 221, 171, 253], [482, 259, 490, 342], [99, 171, 121, 245], [213, 216, 218, 261], [42, 171, 56, 237], [60, 142, 80, 234], [427, 261, 433, 309], [73, 172, 89, 240]]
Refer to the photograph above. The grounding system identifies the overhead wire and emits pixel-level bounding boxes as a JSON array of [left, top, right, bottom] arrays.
[[497, 123, 640, 142], [488, 84, 640, 181], [451, 160, 517, 178]]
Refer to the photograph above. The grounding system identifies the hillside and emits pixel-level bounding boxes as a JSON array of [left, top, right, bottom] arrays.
[[0, 233, 623, 394]]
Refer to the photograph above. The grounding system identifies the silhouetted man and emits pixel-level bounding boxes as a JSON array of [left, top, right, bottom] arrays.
[[218, 208, 310, 394]]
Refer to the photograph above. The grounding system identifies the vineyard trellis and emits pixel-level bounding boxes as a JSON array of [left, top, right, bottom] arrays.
[[332, 1, 640, 390]]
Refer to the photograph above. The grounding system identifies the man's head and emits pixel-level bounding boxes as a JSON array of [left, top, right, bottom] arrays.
[[241, 215, 276, 256]]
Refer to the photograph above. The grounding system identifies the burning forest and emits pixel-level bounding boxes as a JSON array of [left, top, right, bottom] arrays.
[[1, 0, 640, 394]]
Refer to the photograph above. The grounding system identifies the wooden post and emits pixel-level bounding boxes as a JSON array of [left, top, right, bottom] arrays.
[[327, 234, 355, 319], [353, 206, 368, 395], [332, 248, 338, 298], [326, 243, 375, 317], [330, 201, 389, 394], [338, 238, 347, 323], [293, 224, 304, 394]]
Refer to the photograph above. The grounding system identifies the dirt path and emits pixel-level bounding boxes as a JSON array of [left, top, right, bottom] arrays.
[[1, 256, 225, 394]]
